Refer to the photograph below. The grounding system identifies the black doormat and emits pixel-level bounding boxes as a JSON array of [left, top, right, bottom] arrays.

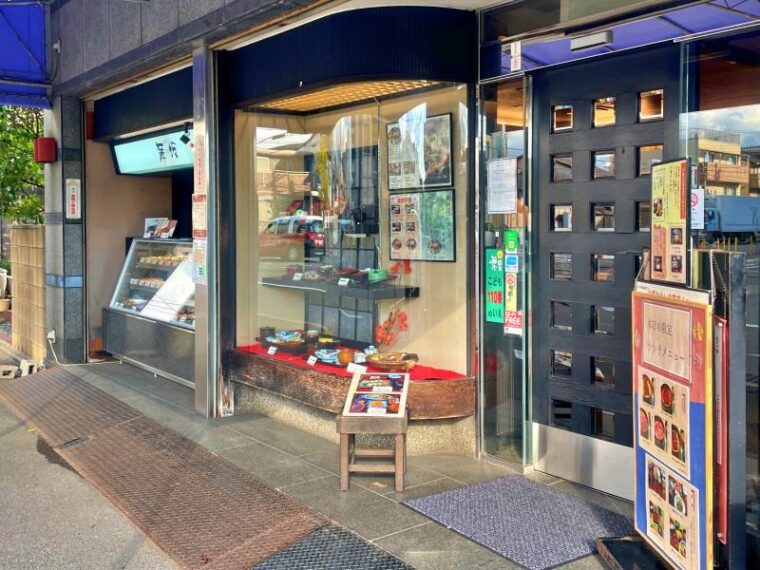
[[253, 526, 412, 570], [404, 475, 633, 570]]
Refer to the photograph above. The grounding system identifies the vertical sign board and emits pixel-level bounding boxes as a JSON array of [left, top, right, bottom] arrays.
[[192, 134, 208, 285], [65, 178, 81, 220], [485, 248, 504, 323], [651, 159, 689, 285], [632, 282, 713, 570], [503, 230, 522, 336]]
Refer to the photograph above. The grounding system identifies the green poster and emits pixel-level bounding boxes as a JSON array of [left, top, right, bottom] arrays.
[[485, 248, 505, 323]]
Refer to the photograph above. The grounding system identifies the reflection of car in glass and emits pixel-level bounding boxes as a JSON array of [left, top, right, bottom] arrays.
[[260, 216, 324, 260]]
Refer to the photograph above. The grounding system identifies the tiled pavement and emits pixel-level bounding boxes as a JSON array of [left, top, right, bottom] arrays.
[[63, 362, 632, 569]]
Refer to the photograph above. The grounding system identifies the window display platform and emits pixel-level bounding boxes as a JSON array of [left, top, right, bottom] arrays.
[[230, 345, 475, 420]]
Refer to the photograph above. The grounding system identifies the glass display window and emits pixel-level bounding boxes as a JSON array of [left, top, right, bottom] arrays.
[[593, 151, 616, 179], [552, 105, 573, 132], [638, 144, 663, 175], [109, 239, 195, 329], [681, 31, 760, 562], [235, 81, 469, 378], [639, 89, 664, 121], [593, 97, 616, 127]]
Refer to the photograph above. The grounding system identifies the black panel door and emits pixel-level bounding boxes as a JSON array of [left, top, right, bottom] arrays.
[[532, 45, 681, 447]]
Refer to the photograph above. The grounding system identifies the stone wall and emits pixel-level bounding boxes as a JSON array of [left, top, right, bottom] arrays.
[[10, 225, 46, 362]]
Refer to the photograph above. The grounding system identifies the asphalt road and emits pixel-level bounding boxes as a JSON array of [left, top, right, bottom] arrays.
[[0, 401, 175, 570]]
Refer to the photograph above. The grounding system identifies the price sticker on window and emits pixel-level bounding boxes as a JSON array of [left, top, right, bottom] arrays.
[[267, 346, 278, 356], [346, 362, 367, 374], [292, 273, 303, 281], [307, 355, 318, 366], [338, 277, 350, 287]]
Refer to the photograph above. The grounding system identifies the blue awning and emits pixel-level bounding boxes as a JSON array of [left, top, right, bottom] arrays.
[[0, 1, 48, 109], [519, 0, 760, 71]]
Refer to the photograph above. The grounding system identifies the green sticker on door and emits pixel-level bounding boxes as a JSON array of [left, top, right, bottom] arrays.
[[504, 229, 520, 253], [485, 248, 505, 323]]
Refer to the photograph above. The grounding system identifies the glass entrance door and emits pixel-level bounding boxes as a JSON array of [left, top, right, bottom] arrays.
[[480, 79, 527, 465]]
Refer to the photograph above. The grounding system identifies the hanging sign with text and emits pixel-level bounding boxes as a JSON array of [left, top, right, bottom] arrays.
[[650, 158, 689, 285], [632, 283, 713, 570]]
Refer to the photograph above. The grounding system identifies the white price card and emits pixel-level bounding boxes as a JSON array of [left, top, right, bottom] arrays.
[[338, 277, 350, 287], [292, 273, 303, 281], [346, 363, 367, 374], [307, 355, 318, 366], [267, 346, 278, 356]]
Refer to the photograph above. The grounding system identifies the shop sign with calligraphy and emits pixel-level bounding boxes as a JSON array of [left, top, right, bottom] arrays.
[[650, 158, 689, 285], [632, 283, 713, 570]]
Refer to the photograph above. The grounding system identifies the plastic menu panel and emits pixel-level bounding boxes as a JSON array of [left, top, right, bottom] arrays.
[[632, 283, 713, 570], [109, 238, 196, 330], [342, 372, 410, 417]]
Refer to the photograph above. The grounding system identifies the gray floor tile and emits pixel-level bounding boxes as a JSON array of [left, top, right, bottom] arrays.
[[228, 415, 338, 457], [383, 476, 466, 502], [282, 475, 430, 541], [551, 481, 633, 519], [557, 554, 608, 569], [409, 453, 518, 484], [300, 449, 443, 495], [373, 518, 520, 570], [218, 441, 333, 489]]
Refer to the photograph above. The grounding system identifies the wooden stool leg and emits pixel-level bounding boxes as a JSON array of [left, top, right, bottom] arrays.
[[340, 433, 350, 491], [403, 433, 408, 474], [394, 433, 405, 492]]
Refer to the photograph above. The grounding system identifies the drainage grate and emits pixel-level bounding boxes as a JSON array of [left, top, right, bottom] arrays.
[[253, 526, 412, 570], [0, 368, 326, 569]]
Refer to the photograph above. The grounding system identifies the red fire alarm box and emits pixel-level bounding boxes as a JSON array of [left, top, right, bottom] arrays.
[[33, 137, 57, 163]]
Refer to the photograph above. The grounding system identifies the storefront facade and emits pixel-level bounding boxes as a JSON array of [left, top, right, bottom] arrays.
[[45, 0, 759, 563]]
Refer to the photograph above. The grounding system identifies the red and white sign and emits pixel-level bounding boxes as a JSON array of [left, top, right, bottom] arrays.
[[691, 187, 705, 230], [65, 178, 81, 220], [504, 310, 523, 336]]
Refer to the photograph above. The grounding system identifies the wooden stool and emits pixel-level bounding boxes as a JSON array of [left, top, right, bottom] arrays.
[[337, 412, 408, 492]]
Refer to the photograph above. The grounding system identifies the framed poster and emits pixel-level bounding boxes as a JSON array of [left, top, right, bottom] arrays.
[[650, 158, 690, 285], [632, 283, 713, 570], [387, 113, 452, 190], [342, 372, 410, 417], [389, 189, 455, 262]]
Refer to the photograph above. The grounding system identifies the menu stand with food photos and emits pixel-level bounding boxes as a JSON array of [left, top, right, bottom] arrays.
[[632, 281, 713, 570], [337, 372, 410, 491]]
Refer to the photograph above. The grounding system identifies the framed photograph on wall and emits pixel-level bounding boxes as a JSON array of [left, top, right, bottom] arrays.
[[389, 189, 455, 262], [387, 113, 452, 191]]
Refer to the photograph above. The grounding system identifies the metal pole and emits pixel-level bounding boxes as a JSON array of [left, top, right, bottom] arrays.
[[192, 47, 220, 417]]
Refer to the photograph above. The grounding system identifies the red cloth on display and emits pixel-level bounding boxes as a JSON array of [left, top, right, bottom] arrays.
[[238, 343, 465, 381]]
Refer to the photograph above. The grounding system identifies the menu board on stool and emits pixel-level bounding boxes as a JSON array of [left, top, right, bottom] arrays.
[[342, 372, 410, 417]]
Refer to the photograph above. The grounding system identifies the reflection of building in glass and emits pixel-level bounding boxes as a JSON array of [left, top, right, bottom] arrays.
[[743, 146, 760, 195], [688, 128, 750, 195]]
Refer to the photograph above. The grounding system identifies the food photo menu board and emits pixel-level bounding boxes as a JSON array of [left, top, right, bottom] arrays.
[[632, 282, 713, 570], [389, 190, 455, 262], [342, 372, 410, 418], [650, 159, 689, 285]]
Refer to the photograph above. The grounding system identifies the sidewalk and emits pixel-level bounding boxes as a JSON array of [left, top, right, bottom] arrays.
[[68, 363, 632, 570], [0, 383, 174, 569], [63, 361, 630, 569]]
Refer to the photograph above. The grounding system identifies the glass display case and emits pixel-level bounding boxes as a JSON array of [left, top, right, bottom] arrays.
[[109, 239, 195, 330]]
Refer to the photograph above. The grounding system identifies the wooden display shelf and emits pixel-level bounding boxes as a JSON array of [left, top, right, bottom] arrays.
[[135, 262, 180, 271], [229, 349, 475, 420]]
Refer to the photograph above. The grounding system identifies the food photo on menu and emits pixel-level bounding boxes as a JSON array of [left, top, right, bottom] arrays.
[[648, 461, 667, 500], [668, 475, 688, 516], [649, 501, 665, 538]]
